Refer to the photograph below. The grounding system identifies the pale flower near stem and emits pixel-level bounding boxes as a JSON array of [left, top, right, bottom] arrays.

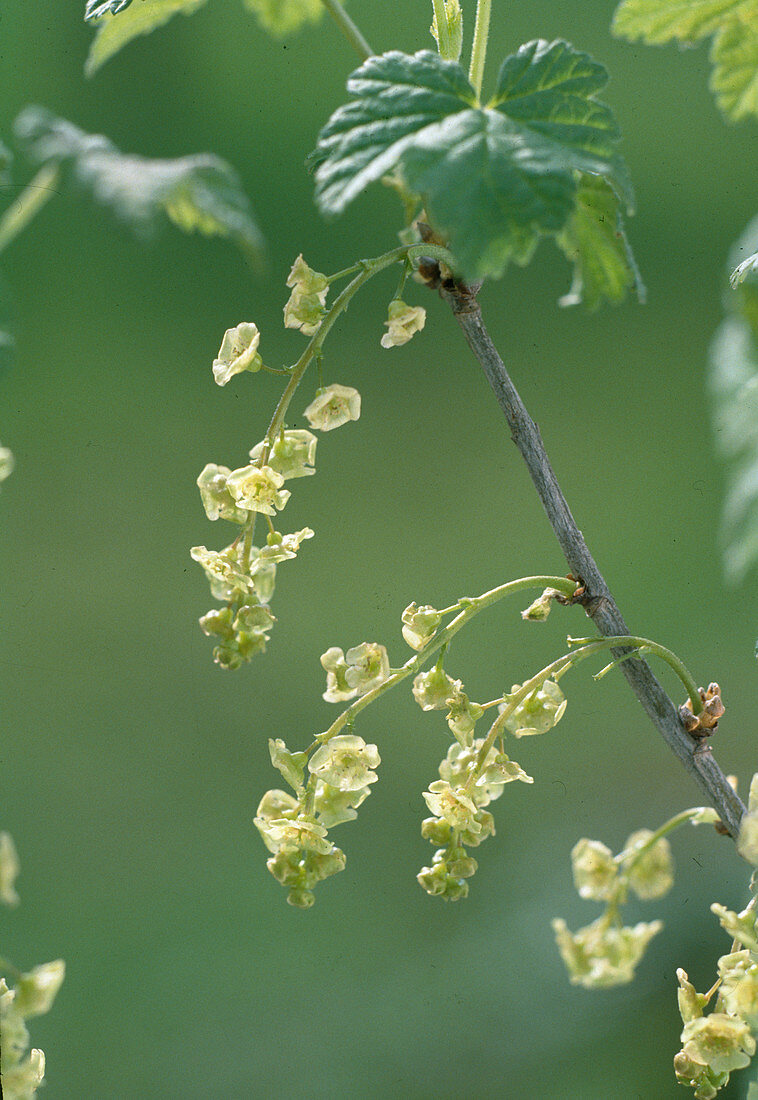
[[212, 322, 263, 386], [380, 299, 426, 348], [303, 384, 361, 431]]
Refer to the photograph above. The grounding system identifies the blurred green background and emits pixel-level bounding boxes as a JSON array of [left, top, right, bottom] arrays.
[[1, 1, 757, 1096]]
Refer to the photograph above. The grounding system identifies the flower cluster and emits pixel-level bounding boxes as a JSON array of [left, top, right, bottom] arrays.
[[0, 831, 64, 1098], [673, 777, 758, 1097], [255, 733, 380, 908], [552, 825, 676, 988], [194, 257, 364, 666], [412, 657, 535, 901]]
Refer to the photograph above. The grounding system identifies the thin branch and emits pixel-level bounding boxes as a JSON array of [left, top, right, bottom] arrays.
[[440, 280, 746, 838], [320, 0, 373, 61]]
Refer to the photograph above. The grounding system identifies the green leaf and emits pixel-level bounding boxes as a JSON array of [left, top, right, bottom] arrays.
[[612, 0, 758, 121], [611, 0, 747, 44], [243, 0, 324, 36], [556, 175, 645, 310], [710, 15, 758, 121], [14, 107, 263, 257], [85, 0, 207, 77], [312, 43, 633, 282]]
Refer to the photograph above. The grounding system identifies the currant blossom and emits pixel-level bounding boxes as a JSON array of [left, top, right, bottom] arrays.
[[308, 734, 380, 791], [249, 430, 317, 479], [196, 463, 249, 523], [0, 831, 20, 906], [212, 322, 263, 385], [284, 254, 329, 335], [380, 299, 426, 348], [412, 667, 461, 711], [501, 679, 567, 736], [401, 603, 442, 650], [303, 384, 360, 431], [225, 464, 290, 516], [552, 916, 663, 989], [622, 829, 674, 900], [570, 839, 618, 901]]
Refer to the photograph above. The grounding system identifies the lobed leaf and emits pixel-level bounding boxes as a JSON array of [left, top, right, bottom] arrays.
[[611, 0, 747, 44], [556, 175, 645, 310], [612, 0, 758, 121], [313, 43, 634, 283], [85, 0, 207, 77], [243, 0, 324, 36], [710, 15, 758, 121], [14, 106, 263, 256]]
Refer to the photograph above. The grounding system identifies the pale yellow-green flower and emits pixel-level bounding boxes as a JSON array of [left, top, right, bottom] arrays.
[[196, 463, 249, 524], [570, 838, 618, 901], [249, 430, 317, 479], [0, 831, 20, 906], [314, 781, 371, 828], [412, 667, 461, 711], [225, 464, 290, 516], [284, 254, 329, 335], [303, 384, 361, 431], [380, 299, 426, 348], [423, 780, 481, 833], [622, 828, 674, 900], [320, 643, 389, 702], [501, 679, 567, 737], [0, 445, 14, 487], [401, 602, 442, 650], [212, 322, 263, 385], [718, 950, 758, 1029], [14, 962, 65, 1020], [309, 734, 380, 791], [680, 1013, 756, 1076], [552, 916, 662, 989]]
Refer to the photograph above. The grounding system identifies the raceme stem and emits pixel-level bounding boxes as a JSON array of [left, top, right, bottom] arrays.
[[469, 0, 493, 100], [0, 164, 60, 256], [320, 0, 374, 61]]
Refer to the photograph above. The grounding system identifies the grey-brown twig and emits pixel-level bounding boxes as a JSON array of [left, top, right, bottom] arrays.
[[441, 281, 746, 837]]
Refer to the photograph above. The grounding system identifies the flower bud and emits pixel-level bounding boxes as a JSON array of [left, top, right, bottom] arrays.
[[412, 667, 461, 711], [380, 299, 426, 348], [622, 829, 674, 900], [420, 816, 452, 846], [570, 838, 618, 901], [212, 322, 263, 385], [308, 734, 380, 791], [303, 384, 361, 431], [676, 968, 707, 1025], [520, 587, 562, 621], [250, 430, 317, 479], [198, 607, 235, 638], [401, 603, 442, 650]]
